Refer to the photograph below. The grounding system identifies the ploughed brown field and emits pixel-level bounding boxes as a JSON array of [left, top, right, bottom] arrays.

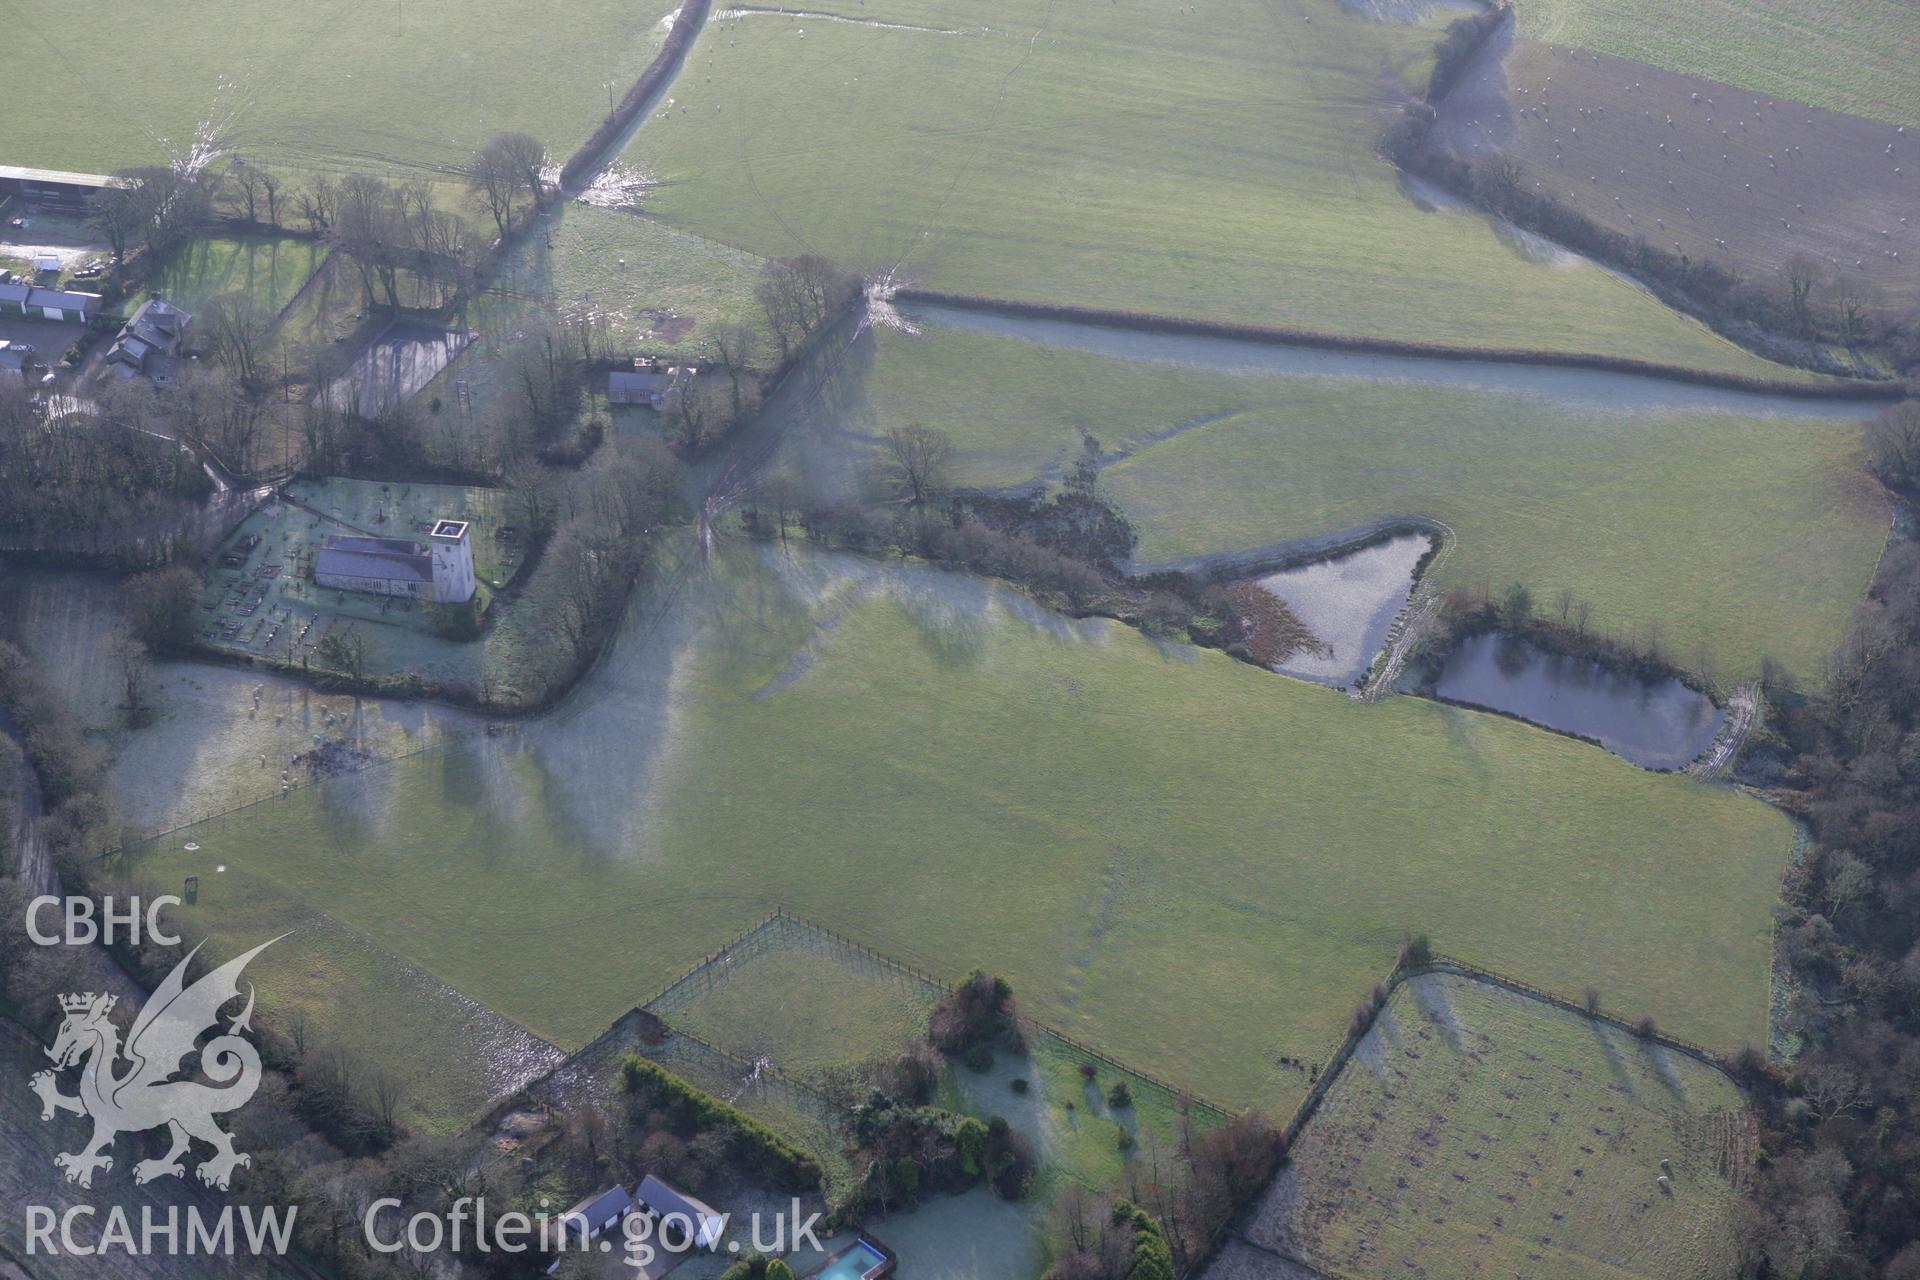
[[1430, 26, 1920, 308]]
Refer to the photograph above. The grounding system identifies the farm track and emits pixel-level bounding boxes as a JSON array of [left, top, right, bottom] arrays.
[[1345, 520, 1455, 704], [1689, 681, 1757, 779]]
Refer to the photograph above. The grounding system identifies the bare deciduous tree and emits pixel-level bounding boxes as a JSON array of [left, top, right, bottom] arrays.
[[109, 630, 151, 723], [1801, 1060, 1870, 1121], [1830, 275, 1879, 349], [296, 176, 337, 235], [756, 255, 856, 356], [466, 132, 549, 238], [706, 323, 759, 416], [200, 291, 275, 388], [1782, 254, 1823, 335], [227, 159, 267, 224], [884, 423, 953, 506], [1865, 401, 1920, 492], [316, 629, 368, 681]]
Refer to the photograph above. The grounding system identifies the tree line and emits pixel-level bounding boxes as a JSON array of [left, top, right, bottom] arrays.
[[1729, 402, 1920, 1279]]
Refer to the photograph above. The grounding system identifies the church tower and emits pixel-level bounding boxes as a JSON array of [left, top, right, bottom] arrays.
[[428, 520, 477, 604]]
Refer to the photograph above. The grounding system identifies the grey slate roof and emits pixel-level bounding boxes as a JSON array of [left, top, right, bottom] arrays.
[[608, 370, 672, 403], [634, 1175, 724, 1248], [562, 1185, 632, 1235], [27, 288, 99, 311], [315, 535, 433, 584], [329, 534, 422, 555], [124, 297, 191, 351], [0, 283, 30, 305]]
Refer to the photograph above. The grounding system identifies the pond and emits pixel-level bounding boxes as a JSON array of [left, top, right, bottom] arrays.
[[1251, 533, 1431, 688], [1430, 631, 1724, 769]]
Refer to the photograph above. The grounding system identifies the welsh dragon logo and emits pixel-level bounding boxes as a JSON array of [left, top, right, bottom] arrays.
[[30, 938, 280, 1190]]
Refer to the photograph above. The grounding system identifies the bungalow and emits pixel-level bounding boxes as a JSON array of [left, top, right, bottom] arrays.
[[545, 1184, 633, 1275], [24, 287, 99, 323], [558, 1183, 632, 1248], [633, 1174, 725, 1252]]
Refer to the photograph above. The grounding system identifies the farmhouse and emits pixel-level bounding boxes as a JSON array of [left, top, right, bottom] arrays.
[[104, 296, 193, 382], [313, 519, 476, 604]]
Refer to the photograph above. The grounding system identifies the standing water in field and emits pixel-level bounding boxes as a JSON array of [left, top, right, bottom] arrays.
[[1252, 533, 1432, 688], [1432, 632, 1723, 769]]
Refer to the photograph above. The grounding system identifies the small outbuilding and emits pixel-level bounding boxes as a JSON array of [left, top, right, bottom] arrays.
[[24, 287, 99, 323], [608, 360, 695, 411]]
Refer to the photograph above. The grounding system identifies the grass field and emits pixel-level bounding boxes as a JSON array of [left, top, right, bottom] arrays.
[[147, 235, 329, 316], [1225, 972, 1749, 1280], [644, 914, 939, 1083], [121, 541, 1792, 1115], [764, 319, 1888, 680], [1517, 0, 1920, 128], [150, 866, 562, 1133], [3, 568, 481, 838], [1434, 36, 1919, 310], [0, 0, 678, 174], [489, 204, 772, 363], [621, 0, 1817, 378]]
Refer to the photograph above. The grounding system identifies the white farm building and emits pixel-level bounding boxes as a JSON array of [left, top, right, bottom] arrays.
[[314, 520, 476, 604]]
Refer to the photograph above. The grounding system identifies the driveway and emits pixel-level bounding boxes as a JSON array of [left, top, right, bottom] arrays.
[[0, 311, 85, 362]]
